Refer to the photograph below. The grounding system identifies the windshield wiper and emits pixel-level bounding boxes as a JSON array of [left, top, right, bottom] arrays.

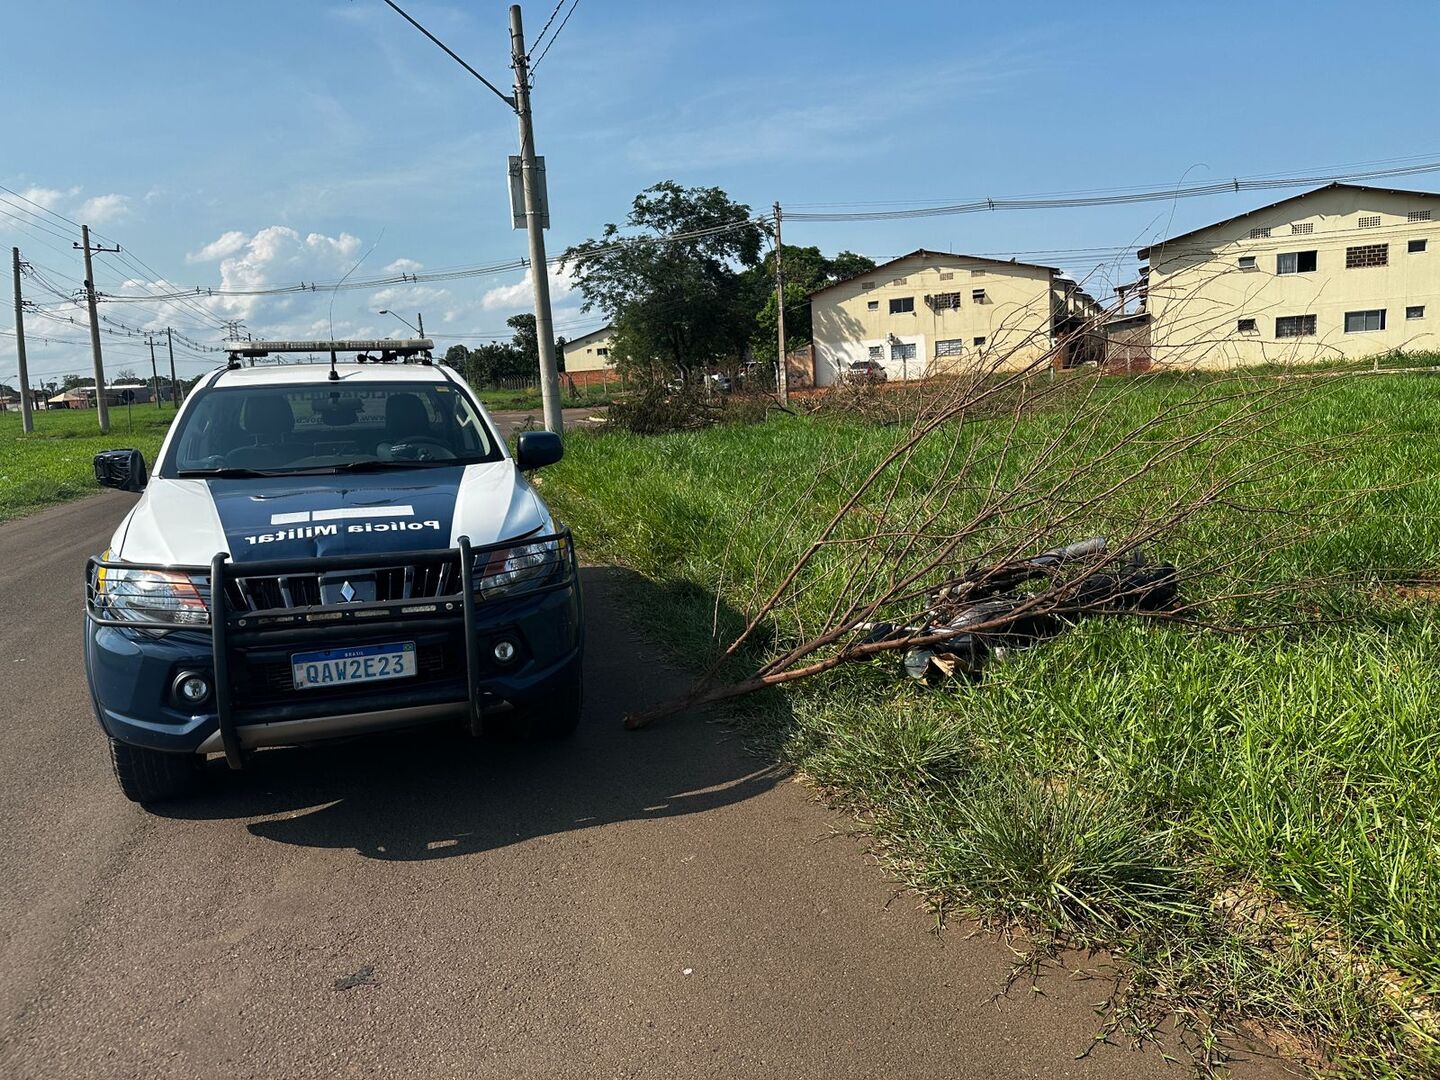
[[176, 467, 286, 478]]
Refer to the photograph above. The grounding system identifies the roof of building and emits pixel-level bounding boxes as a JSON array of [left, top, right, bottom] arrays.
[[808, 248, 1060, 298], [561, 324, 613, 350], [1137, 182, 1440, 260]]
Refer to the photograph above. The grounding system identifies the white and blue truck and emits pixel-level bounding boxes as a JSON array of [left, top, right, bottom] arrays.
[[84, 340, 583, 803]]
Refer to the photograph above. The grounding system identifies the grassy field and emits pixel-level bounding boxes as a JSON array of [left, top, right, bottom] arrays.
[[476, 383, 620, 412], [0, 407, 175, 522], [543, 371, 1440, 1074]]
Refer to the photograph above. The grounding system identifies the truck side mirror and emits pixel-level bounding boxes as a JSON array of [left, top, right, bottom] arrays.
[[514, 431, 563, 471], [94, 449, 148, 492]]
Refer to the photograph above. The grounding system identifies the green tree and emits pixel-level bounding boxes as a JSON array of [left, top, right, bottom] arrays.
[[745, 246, 876, 362], [562, 182, 763, 380]]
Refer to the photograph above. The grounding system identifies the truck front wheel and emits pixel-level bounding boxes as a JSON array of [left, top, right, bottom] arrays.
[[108, 738, 203, 803]]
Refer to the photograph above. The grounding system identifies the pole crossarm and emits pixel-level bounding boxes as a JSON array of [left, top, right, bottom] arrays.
[[379, 0, 517, 111]]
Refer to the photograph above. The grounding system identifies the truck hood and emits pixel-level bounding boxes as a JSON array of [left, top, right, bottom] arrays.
[[110, 461, 548, 565]]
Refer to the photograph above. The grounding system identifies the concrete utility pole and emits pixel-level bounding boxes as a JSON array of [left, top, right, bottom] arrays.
[[75, 224, 120, 433], [11, 247, 33, 433], [146, 336, 162, 409], [416, 311, 426, 340], [165, 327, 178, 406], [773, 202, 789, 406], [508, 5, 563, 434]]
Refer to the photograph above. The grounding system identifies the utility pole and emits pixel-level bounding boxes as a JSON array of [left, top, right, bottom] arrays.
[[11, 247, 33, 433], [146, 336, 162, 409], [165, 327, 178, 407], [417, 311, 425, 339], [508, 5, 563, 434], [75, 225, 120, 433], [773, 202, 789, 406]]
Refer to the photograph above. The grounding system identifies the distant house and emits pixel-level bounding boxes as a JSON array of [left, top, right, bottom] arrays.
[[808, 249, 1103, 387], [1138, 182, 1440, 366], [560, 325, 616, 385]]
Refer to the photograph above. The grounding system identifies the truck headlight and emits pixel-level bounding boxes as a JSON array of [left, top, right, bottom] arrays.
[[97, 563, 210, 626], [479, 534, 568, 597]]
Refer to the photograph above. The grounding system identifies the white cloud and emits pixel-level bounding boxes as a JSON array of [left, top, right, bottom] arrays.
[[480, 266, 575, 311], [18, 186, 68, 210], [384, 257, 424, 274], [187, 230, 249, 263], [76, 193, 131, 225]]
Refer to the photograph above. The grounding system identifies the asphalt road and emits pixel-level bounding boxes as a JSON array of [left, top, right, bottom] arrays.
[[489, 406, 606, 438], [0, 494, 1294, 1079]]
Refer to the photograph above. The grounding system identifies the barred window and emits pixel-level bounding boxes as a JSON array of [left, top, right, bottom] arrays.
[[1276, 315, 1316, 338], [1248, 227, 1271, 239], [1237, 318, 1257, 333], [971, 288, 987, 303], [1358, 215, 1382, 229], [868, 345, 884, 361], [935, 339, 966, 357], [1344, 309, 1386, 333], [1346, 244, 1388, 268], [929, 291, 961, 310], [891, 341, 916, 361], [1409, 209, 1433, 222], [889, 296, 915, 314], [938, 272, 954, 281], [1291, 222, 1314, 235]]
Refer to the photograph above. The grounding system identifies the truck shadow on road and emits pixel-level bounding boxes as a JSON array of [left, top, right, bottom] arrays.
[[155, 567, 790, 860]]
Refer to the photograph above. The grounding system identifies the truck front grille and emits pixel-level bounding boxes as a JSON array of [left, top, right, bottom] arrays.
[[224, 556, 461, 613]]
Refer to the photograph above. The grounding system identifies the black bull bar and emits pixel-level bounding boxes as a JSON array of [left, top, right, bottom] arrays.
[[86, 530, 577, 769]]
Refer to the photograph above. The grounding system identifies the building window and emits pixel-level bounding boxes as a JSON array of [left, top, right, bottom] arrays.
[[1276, 315, 1317, 338], [1237, 318, 1258, 333], [867, 300, 879, 310], [971, 288, 986, 303], [1409, 209, 1433, 222], [973, 336, 987, 346], [935, 339, 965, 357], [971, 268, 985, 277], [1238, 256, 1257, 270], [1346, 243, 1388, 268], [938, 272, 954, 281], [929, 291, 961, 310], [596, 348, 609, 357], [1410, 239, 1428, 253], [861, 281, 875, 291], [1358, 215, 1382, 229], [1291, 222, 1314, 235], [868, 345, 884, 361], [1344, 309, 1387, 333], [889, 296, 915, 314], [891, 341, 916, 362], [1407, 305, 1426, 320], [1276, 250, 1317, 275], [1248, 226, 1271, 239], [894, 277, 908, 285]]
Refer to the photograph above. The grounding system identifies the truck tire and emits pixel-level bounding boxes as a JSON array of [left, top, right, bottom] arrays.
[[493, 672, 583, 741], [108, 738, 202, 803]]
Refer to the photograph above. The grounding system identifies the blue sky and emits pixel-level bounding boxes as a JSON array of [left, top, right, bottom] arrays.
[[3, 0, 1439, 386]]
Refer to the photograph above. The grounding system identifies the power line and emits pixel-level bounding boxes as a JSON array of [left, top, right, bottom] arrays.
[[528, 0, 568, 60], [783, 158, 1440, 222], [529, 0, 580, 73]]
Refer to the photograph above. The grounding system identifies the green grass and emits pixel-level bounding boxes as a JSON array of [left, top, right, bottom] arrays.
[[542, 372, 1440, 1074], [0, 407, 175, 522], [476, 384, 620, 412]]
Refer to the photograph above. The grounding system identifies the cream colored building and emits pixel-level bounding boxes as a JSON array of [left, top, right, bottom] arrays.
[[1138, 183, 1440, 367], [809, 250, 1102, 386], [560, 325, 615, 373]]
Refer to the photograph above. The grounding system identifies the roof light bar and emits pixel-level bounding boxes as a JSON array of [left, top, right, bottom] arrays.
[[224, 339, 435, 357]]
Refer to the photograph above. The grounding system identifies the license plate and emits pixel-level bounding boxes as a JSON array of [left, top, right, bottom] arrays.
[[291, 642, 417, 690]]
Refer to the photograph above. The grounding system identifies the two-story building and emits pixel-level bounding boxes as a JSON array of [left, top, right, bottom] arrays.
[[559, 325, 615, 385], [808, 250, 1102, 386], [1139, 182, 1440, 367]]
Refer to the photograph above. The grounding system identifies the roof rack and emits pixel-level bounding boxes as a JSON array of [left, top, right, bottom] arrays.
[[223, 338, 435, 375]]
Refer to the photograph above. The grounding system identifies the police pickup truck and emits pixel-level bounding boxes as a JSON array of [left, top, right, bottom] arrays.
[[85, 340, 583, 804]]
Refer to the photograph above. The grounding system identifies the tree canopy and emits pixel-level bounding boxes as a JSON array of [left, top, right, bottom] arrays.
[[562, 182, 764, 378], [744, 245, 876, 362], [442, 314, 550, 386]]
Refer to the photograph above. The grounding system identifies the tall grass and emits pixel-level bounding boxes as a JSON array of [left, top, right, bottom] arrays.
[[544, 372, 1440, 1073]]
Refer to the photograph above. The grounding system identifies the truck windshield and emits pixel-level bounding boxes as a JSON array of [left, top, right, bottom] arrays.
[[163, 381, 502, 476]]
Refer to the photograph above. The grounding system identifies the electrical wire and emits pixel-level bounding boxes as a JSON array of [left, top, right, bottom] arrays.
[[528, 0, 568, 61], [529, 0, 579, 73]]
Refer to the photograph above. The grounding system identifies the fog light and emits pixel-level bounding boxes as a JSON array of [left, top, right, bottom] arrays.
[[173, 671, 211, 706], [492, 640, 517, 664]]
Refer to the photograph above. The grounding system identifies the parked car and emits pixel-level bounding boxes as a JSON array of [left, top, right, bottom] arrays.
[[85, 340, 584, 804], [844, 359, 888, 384]]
